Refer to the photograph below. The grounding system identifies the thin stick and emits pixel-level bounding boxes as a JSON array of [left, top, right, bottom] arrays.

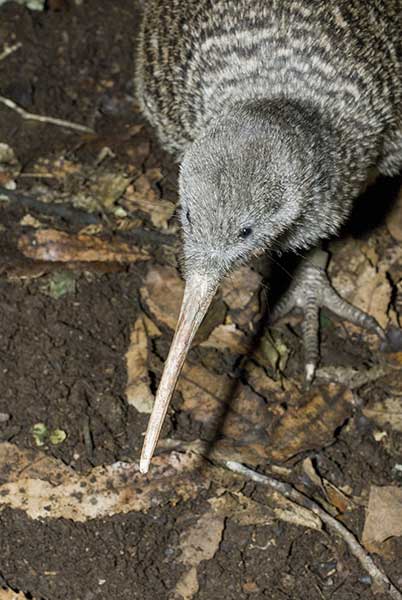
[[0, 95, 94, 134], [0, 42, 22, 62], [224, 460, 402, 600]]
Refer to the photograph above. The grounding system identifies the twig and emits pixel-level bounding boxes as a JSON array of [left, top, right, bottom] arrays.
[[224, 460, 402, 600], [0, 42, 22, 62], [0, 95, 94, 134]]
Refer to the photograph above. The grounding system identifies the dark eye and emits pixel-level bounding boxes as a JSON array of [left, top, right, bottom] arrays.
[[186, 209, 192, 225], [239, 227, 253, 239]]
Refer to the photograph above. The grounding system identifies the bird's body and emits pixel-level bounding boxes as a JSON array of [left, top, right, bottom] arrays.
[[137, 0, 401, 170], [136, 0, 402, 472]]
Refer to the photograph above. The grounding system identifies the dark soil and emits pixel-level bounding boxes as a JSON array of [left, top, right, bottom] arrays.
[[0, 2, 401, 600]]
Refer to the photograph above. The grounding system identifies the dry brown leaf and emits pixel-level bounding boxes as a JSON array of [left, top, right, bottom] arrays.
[[125, 315, 154, 413], [174, 480, 317, 600], [363, 397, 402, 432], [179, 363, 270, 430], [200, 323, 250, 354], [245, 362, 291, 408], [269, 384, 354, 462], [124, 169, 175, 229], [89, 173, 131, 212], [362, 486, 402, 552], [140, 265, 225, 338], [174, 511, 225, 600], [140, 265, 183, 330], [323, 480, 352, 514], [209, 488, 320, 532], [330, 239, 392, 329], [302, 457, 352, 514], [19, 213, 42, 228], [221, 266, 262, 310], [0, 443, 207, 522], [0, 591, 32, 600], [32, 155, 81, 180], [18, 229, 150, 263], [0, 142, 21, 187], [221, 265, 262, 330]]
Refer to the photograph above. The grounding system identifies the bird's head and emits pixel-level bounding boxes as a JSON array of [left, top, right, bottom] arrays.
[[140, 101, 338, 472]]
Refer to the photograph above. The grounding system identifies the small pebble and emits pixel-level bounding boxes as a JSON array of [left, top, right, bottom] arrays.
[[0, 412, 10, 423]]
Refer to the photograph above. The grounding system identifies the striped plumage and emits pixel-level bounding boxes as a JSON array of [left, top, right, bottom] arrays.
[[136, 0, 401, 271], [137, 1, 401, 168], [136, 1, 402, 473]]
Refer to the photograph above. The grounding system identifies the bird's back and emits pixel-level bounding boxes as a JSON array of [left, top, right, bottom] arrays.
[[136, 0, 401, 174]]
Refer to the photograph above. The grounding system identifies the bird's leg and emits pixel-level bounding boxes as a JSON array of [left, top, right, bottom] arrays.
[[270, 248, 385, 383]]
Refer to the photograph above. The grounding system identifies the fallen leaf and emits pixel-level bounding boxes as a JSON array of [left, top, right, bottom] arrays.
[[330, 239, 392, 329], [123, 169, 176, 229], [221, 266, 262, 330], [89, 173, 131, 212], [179, 363, 270, 430], [323, 480, 352, 514], [362, 485, 402, 552], [269, 384, 354, 462], [200, 323, 250, 354], [242, 582, 259, 594], [174, 511, 224, 600], [140, 265, 225, 339], [0, 142, 20, 187], [0, 591, 33, 600], [18, 229, 150, 263], [0, 443, 207, 521], [254, 330, 289, 372], [125, 315, 155, 413], [20, 213, 42, 228], [302, 458, 353, 514], [363, 397, 402, 432], [140, 265, 183, 331]]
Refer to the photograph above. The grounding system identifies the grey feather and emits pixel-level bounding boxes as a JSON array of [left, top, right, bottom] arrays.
[[136, 0, 401, 282]]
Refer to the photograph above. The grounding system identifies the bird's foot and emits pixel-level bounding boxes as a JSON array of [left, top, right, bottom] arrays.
[[270, 249, 385, 384]]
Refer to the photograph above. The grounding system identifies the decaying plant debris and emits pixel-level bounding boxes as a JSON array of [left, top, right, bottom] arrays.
[[0, 2, 401, 599]]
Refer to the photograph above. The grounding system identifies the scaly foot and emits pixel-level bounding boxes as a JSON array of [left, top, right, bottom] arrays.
[[270, 249, 385, 383]]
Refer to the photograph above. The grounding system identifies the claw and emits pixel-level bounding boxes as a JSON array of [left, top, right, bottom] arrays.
[[271, 249, 386, 378]]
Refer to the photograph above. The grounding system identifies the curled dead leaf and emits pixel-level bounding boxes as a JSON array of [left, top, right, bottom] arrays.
[[18, 229, 150, 263]]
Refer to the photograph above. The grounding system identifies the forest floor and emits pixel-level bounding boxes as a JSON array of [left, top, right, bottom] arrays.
[[0, 2, 401, 600]]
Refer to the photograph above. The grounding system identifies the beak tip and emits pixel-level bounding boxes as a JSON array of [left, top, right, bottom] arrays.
[[139, 456, 150, 474]]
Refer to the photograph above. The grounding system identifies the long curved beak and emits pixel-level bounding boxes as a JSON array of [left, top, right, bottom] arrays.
[[140, 273, 218, 474]]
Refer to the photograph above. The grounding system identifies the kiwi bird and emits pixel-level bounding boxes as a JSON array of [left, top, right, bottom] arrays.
[[135, 0, 402, 473]]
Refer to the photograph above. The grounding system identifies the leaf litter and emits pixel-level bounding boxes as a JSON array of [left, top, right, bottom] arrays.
[[0, 21, 401, 598]]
